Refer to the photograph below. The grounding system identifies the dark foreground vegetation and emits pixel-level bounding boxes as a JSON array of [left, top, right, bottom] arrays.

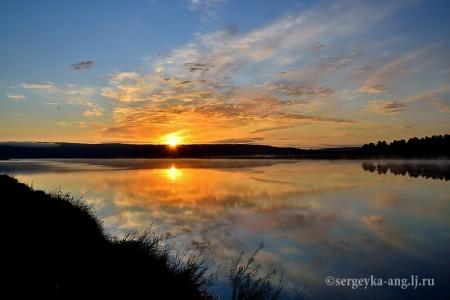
[[1, 134, 449, 159], [1, 175, 282, 299]]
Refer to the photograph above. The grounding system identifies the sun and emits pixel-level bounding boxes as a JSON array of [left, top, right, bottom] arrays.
[[166, 134, 179, 148]]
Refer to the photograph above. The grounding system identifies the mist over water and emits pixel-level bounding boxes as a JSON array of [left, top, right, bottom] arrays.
[[2, 159, 449, 300]]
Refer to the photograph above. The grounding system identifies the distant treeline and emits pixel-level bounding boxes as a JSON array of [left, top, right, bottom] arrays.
[[0, 143, 306, 159], [361, 134, 450, 157], [0, 134, 449, 159]]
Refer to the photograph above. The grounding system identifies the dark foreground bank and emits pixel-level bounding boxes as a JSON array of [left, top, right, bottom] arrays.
[[1, 175, 211, 298], [1, 175, 281, 299]]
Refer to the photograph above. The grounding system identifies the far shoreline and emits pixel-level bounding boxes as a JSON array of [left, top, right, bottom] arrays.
[[1, 155, 449, 160], [1, 134, 449, 160]]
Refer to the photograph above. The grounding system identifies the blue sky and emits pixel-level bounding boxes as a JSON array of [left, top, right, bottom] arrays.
[[1, 0, 450, 147], [0, 0, 305, 84]]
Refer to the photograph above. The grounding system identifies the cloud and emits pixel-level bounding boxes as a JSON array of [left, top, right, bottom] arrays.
[[83, 106, 104, 117], [108, 72, 140, 83], [404, 84, 450, 104], [289, 114, 356, 123], [101, 73, 229, 103], [362, 214, 384, 226], [352, 64, 374, 74], [359, 84, 386, 94], [184, 62, 211, 72], [310, 43, 326, 51], [273, 51, 359, 85], [359, 46, 448, 94], [367, 100, 406, 114], [212, 137, 264, 144], [69, 60, 95, 71], [107, 86, 354, 125], [187, 0, 224, 11], [55, 121, 89, 128], [19, 81, 103, 118], [97, 81, 357, 144], [186, 0, 225, 23], [21, 82, 54, 89], [67, 98, 104, 117], [251, 125, 297, 134], [155, 1, 414, 85], [432, 101, 450, 113], [7, 94, 26, 100], [359, 53, 417, 93], [262, 82, 334, 98]]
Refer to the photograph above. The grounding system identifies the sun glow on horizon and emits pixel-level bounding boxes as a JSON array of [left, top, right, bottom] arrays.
[[165, 134, 181, 148]]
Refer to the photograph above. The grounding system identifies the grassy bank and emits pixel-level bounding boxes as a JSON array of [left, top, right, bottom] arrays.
[[1, 175, 282, 299]]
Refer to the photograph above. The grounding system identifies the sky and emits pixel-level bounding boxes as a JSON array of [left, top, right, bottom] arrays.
[[1, 0, 450, 148]]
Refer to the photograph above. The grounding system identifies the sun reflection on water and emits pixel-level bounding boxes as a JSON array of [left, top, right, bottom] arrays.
[[166, 164, 181, 181]]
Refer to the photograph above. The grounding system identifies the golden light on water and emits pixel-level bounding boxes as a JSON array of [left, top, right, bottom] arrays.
[[166, 164, 181, 181]]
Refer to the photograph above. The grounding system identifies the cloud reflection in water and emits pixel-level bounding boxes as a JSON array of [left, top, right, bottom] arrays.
[[3, 159, 449, 300]]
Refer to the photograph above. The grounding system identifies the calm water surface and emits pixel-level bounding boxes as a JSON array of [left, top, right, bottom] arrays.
[[1, 159, 449, 299]]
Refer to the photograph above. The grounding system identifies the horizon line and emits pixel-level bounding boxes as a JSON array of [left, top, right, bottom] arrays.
[[0, 141, 364, 150]]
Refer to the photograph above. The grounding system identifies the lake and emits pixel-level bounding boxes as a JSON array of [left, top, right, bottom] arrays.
[[1, 159, 449, 299]]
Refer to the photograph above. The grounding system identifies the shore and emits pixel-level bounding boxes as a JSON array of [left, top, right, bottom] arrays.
[[1, 174, 282, 299]]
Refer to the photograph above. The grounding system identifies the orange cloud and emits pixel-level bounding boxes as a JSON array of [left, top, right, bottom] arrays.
[[367, 100, 406, 114]]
